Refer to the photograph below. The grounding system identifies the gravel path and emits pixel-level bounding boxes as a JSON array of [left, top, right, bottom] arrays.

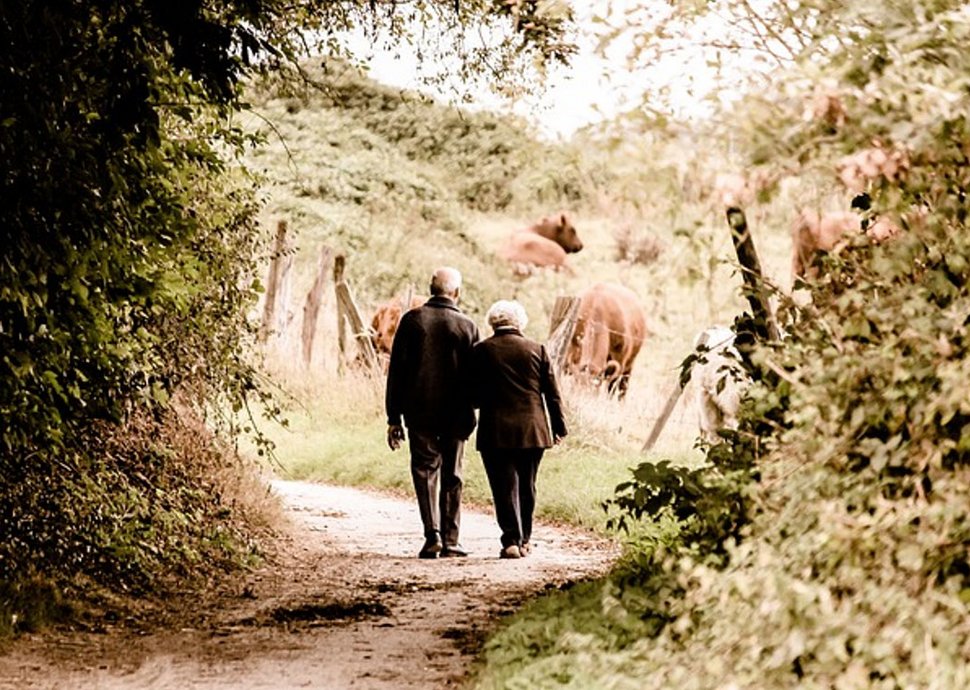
[[0, 479, 616, 689]]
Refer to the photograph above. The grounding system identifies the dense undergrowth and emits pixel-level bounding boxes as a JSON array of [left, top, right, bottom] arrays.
[[0, 3, 288, 633]]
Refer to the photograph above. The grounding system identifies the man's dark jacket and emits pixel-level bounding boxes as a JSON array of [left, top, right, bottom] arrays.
[[470, 328, 567, 450], [385, 296, 480, 439]]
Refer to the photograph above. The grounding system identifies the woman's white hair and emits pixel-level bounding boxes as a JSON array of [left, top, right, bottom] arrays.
[[486, 300, 528, 331]]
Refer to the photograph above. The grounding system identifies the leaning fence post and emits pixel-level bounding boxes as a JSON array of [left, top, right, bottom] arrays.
[[546, 296, 579, 372], [301, 245, 333, 367], [260, 219, 293, 342], [642, 383, 686, 452], [333, 254, 378, 370], [726, 206, 780, 341]]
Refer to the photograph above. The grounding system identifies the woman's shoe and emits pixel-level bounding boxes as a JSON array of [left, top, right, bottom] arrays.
[[499, 544, 522, 559], [520, 542, 532, 556]]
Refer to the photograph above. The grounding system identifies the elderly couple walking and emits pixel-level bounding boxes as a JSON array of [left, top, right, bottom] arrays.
[[385, 267, 567, 560]]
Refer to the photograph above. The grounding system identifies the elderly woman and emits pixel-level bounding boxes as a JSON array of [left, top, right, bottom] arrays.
[[470, 300, 568, 559]]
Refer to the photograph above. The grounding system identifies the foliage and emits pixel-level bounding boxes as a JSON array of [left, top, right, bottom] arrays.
[[1, 1, 273, 598], [612, 224, 664, 266], [250, 61, 604, 214]]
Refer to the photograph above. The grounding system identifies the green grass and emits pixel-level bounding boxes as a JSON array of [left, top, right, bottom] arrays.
[[254, 367, 692, 532], [471, 579, 650, 690]]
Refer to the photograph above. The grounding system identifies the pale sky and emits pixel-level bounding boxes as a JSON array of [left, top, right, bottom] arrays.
[[352, 3, 749, 140]]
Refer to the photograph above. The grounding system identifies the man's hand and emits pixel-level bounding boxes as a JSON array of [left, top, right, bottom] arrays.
[[387, 424, 406, 450]]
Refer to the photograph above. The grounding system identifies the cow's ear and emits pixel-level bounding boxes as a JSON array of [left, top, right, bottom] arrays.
[[560, 213, 568, 225]]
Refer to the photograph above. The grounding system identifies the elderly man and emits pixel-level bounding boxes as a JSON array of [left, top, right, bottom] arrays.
[[385, 267, 480, 559], [470, 300, 567, 559]]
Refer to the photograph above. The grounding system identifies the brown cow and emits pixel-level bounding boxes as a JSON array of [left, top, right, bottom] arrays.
[[369, 293, 424, 357], [499, 213, 583, 275], [500, 234, 571, 276], [836, 145, 909, 194], [525, 213, 584, 253], [564, 282, 647, 399], [791, 209, 901, 280]]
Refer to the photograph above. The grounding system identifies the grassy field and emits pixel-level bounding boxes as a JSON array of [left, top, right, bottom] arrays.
[[255, 353, 704, 532], [228, 35, 970, 690]]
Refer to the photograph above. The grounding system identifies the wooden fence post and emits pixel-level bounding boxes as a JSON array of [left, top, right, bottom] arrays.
[[333, 254, 347, 358], [301, 246, 333, 367], [546, 295, 580, 372], [260, 219, 293, 342], [642, 383, 686, 452], [726, 206, 780, 341], [332, 254, 378, 370], [643, 208, 778, 452]]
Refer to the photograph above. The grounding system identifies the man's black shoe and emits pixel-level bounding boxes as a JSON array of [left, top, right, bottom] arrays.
[[418, 533, 443, 559], [440, 544, 468, 558]]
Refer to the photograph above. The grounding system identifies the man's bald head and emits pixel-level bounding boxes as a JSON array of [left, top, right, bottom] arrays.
[[430, 267, 462, 301]]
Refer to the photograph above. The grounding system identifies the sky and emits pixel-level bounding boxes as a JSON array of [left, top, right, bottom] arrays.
[[344, 2, 763, 140], [348, 3, 727, 140]]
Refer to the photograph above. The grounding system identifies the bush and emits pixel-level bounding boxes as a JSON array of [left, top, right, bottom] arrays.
[[613, 224, 665, 265]]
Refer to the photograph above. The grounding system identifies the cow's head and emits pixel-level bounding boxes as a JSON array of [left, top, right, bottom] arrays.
[[564, 360, 627, 398], [536, 214, 583, 253], [369, 295, 420, 355], [563, 324, 625, 396]]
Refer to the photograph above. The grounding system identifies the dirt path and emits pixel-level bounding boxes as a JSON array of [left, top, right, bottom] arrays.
[[0, 479, 617, 689]]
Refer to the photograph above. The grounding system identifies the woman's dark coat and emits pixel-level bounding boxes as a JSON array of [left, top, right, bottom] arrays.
[[470, 328, 567, 450]]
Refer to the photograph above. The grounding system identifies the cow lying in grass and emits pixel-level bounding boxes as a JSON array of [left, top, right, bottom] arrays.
[[500, 213, 583, 276]]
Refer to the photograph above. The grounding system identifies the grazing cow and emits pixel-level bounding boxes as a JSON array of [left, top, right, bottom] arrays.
[[565, 282, 647, 399], [369, 293, 424, 357], [691, 326, 746, 444], [791, 209, 901, 280], [499, 214, 583, 274]]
